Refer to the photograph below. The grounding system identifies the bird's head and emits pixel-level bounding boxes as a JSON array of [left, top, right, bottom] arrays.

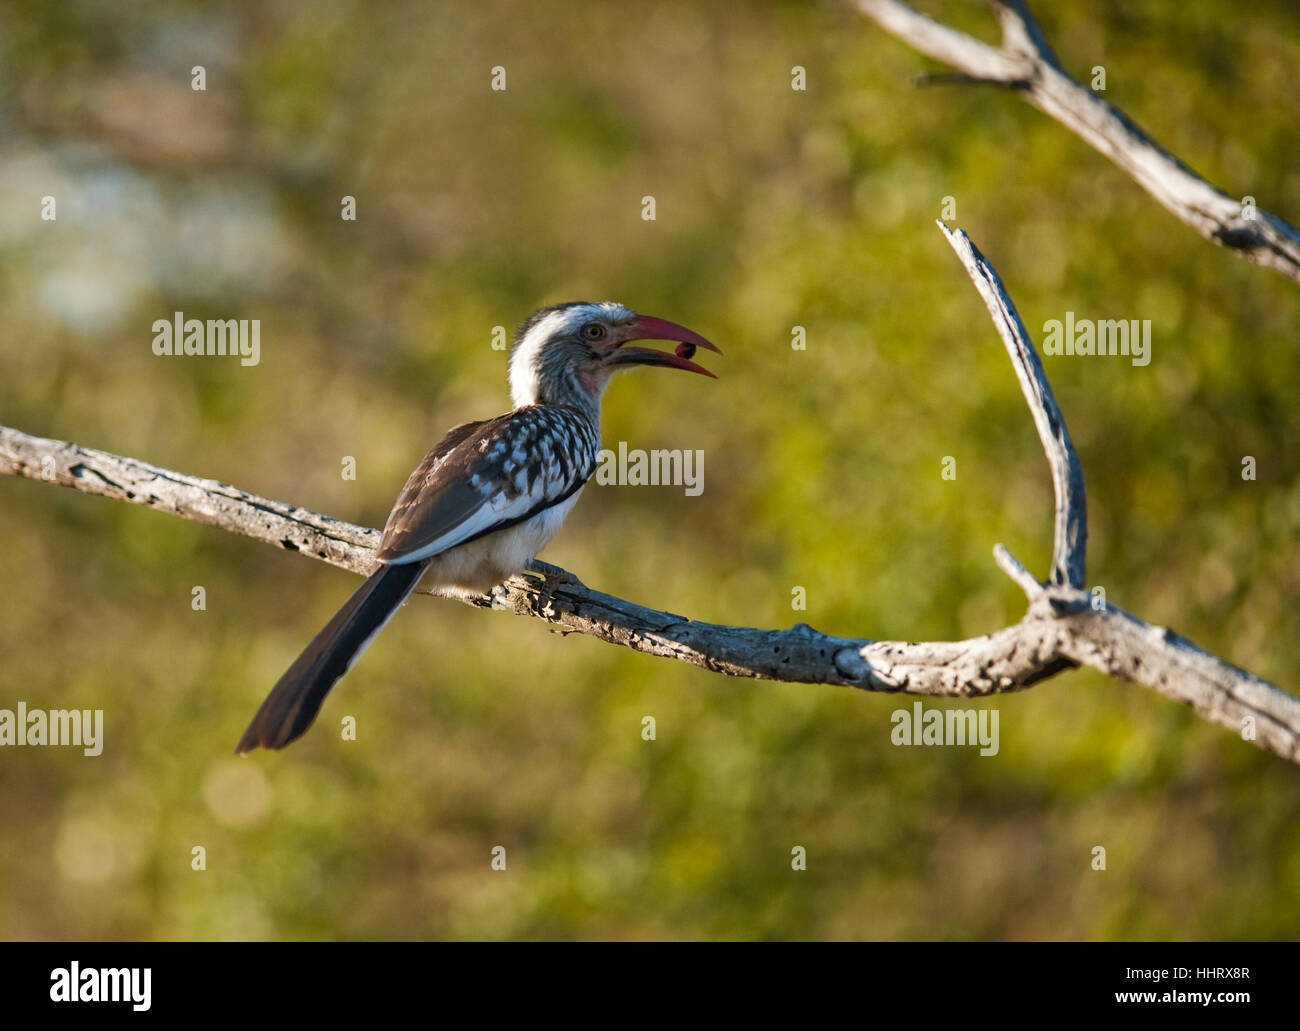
[[508, 301, 721, 411]]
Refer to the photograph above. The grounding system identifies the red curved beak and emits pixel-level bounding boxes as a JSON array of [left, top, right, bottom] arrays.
[[607, 314, 722, 378]]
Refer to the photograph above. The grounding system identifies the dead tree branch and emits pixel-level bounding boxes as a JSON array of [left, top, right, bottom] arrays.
[[855, 0, 1300, 285], [2, 224, 1296, 763]]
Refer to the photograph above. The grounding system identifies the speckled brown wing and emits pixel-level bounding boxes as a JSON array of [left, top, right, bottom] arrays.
[[375, 416, 492, 561], [376, 405, 598, 565]]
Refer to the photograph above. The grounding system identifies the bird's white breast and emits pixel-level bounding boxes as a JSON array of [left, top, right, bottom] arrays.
[[419, 487, 585, 597]]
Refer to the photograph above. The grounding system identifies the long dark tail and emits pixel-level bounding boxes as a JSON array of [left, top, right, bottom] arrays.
[[236, 560, 430, 754]]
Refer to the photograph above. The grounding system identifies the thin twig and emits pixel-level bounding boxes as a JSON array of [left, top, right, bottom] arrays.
[[937, 221, 1087, 587]]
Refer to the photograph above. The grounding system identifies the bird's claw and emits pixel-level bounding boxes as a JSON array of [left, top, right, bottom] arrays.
[[525, 559, 581, 587], [522, 560, 581, 618]]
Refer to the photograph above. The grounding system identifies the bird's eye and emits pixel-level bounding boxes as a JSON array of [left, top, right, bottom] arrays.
[[581, 322, 606, 341]]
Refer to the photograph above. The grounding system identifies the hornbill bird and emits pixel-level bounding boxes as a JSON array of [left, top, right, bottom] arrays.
[[236, 302, 720, 754]]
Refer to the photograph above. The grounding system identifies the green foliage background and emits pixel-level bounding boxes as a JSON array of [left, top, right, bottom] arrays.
[[0, 0, 1297, 940]]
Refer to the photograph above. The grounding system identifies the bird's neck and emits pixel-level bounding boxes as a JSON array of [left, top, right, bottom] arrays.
[[515, 372, 603, 427]]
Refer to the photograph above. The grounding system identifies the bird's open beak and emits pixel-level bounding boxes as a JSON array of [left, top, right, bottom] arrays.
[[607, 314, 722, 378]]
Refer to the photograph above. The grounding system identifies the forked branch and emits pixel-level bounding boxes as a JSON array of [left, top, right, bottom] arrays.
[[2, 224, 1296, 762], [856, 0, 1300, 285]]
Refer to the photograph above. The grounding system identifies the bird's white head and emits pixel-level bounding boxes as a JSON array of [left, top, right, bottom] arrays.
[[508, 301, 720, 414]]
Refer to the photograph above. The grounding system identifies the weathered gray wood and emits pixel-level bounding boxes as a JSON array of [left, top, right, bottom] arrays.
[[3, 223, 1296, 764], [938, 222, 1086, 588], [857, 0, 1300, 285]]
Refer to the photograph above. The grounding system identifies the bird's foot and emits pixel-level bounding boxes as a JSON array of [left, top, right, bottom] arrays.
[[523, 560, 581, 618], [525, 559, 582, 587]]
